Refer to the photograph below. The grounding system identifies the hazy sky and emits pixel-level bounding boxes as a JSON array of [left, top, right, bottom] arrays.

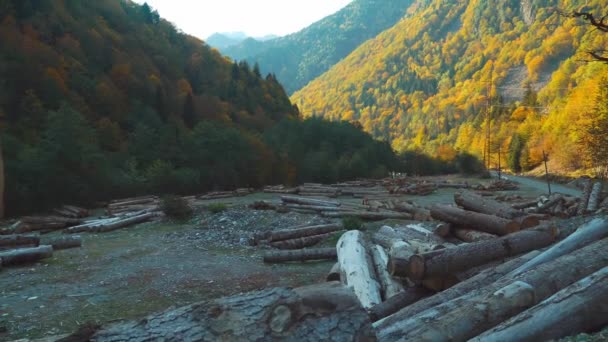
[[132, 0, 353, 39]]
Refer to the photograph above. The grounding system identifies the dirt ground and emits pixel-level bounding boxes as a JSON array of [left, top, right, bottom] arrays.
[[0, 175, 582, 340]]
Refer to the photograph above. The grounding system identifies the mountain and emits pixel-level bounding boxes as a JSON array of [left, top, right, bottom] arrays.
[[293, 0, 608, 174], [222, 0, 415, 94], [0, 0, 397, 215], [206, 32, 279, 50]]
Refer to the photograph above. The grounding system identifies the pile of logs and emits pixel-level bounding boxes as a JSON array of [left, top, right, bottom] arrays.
[[297, 183, 341, 197], [64, 209, 160, 234], [107, 196, 160, 216], [262, 185, 298, 194], [258, 222, 344, 256], [388, 182, 437, 196], [198, 188, 254, 200], [0, 216, 83, 235], [476, 179, 519, 191], [0, 234, 83, 269], [53, 205, 89, 218]]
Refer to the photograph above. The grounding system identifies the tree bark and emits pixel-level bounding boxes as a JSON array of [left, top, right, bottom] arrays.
[[40, 235, 82, 250], [578, 180, 594, 215], [337, 230, 382, 308], [322, 211, 412, 220], [84, 283, 375, 342], [0, 245, 53, 266], [375, 239, 608, 341], [281, 195, 341, 207], [403, 226, 556, 281], [512, 199, 539, 210], [374, 250, 541, 330], [368, 287, 433, 322], [270, 233, 334, 250], [430, 204, 520, 236], [508, 217, 608, 277], [0, 233, 40, 249], [587, 182, 604, 212], [269, 223, 343, 242], [263, 248, 337, 263], [453, 228, 497, 242], [454, 190, 524, 219], [370, 244, 404, 300], [472, 266, 608, 342]]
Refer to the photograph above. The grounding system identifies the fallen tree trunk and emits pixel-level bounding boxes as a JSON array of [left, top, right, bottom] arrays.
[[577, 181, 594, 215], [82, 283, 375, 341], [454, 190, 524, 219], [430, 204, 520, 236], [0, 245, 53, 266], [511, 199, 539, 210], [508, 217, 608, 277], [269, 223, 343, 242], [453, 228, 497, 242], [40, 235, 82, 250], [337, 230, 382, 308], [374, 250, 541, 329], [270, 233, 334, 250], [376, 239, 608, 341], [402, 225, 556, 281], [368, 287, 433, 322], [281, 196, 340, 207], [370, 245, 404, 300], [472, 266, 608, 342], [263, 248, 337, 263], [282, 204, 350, 212], [95, 213, 156, 233], [0, 233, 40, 249], [322, 211, 412, 220], [536, 194, 564, 214], [587, 182, 604, 212]]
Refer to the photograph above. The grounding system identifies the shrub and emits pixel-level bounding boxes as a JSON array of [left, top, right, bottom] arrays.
[[207, 203, 228, 214], [342, 217, 363, 230], [160, 195, 193, 219]]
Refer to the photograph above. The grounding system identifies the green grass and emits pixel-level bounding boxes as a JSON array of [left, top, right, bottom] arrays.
[[207, 203, 228, 214]]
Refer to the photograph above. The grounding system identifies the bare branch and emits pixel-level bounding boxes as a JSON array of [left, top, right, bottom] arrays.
[[571, 11, 608, 32]]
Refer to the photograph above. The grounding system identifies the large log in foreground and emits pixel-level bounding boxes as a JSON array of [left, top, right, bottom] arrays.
[[402, 225, 556, 281], [270, 233, 334, 250], [0, 245, 53, 266], [263, 248, 337, 263], [40, 235, 82, 250], [84, 283, 375, 341], [454, 190, 524, 219], [337, 230, 382, 308], [269, 223, 343, 242], [430, 204, 520, 236], [472, 266, 608, 342], [376, 238, 608, 341]]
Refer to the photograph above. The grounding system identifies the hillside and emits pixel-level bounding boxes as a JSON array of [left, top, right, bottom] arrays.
[[0, 0, 398, 215], [206, 32, 278, 49], [292, 0, 608, 175], [222, 0, 414, 94]]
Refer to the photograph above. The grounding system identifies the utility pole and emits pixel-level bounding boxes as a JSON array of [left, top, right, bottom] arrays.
[[484, 65, 494, 170], [543, 150, 551, 195]]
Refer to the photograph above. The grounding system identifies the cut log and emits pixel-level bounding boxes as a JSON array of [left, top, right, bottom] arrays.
[[375, 239, 608, 341], [322, 211, 412, 220], [269, 223, 343, 242], [536, 194, 564, 214], [432, 223, 452, 238], [453, 228, 497, 242], [0, 245, 53, 266], [577, 181, 594, 215], [326, 262, 341, 282], [65, 212, 155, 233], [281, 196, 340, 207], [336, 230, 382, 308], [368, 287, 433, 322], [370, 245, 404, 300], [402, 225, 557, 281], [430, 204, 520, 236], [454, 190, 524, 219], [282, 204, 351, 212], [270, 233, 334, 250], [82, 283, 374, 341], [508, 217, 608, 277], [263, 248, 337, 263], [374, 250, 541, 331], [0, 233, 40, 248], [472, 266, 608, 342], [40, 235, 82, 250], [587, 182, 604, 212], [511, 199, 539, 210]]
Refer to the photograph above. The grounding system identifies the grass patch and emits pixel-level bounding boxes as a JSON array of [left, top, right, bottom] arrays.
[[207, 203, 228, 214], [342, 217, 364, 230]]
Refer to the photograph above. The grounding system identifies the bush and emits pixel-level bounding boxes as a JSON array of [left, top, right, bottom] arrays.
[[207, 203, 228, 214], [160, 195, 193, 219], [342, 217, 363, 230], [456, 153, 486, 175]]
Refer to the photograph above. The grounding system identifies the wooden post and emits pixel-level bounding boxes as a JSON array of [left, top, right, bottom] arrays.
[[543, 150, 551, 195], [497, 147, 502, 180]]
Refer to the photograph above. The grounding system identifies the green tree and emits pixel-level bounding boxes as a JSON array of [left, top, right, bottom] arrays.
[[579, 77, 608, 174], [507, 133, 524, 173]]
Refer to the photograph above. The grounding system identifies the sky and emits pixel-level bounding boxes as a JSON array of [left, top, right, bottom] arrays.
[[132, 0, 353, 39]]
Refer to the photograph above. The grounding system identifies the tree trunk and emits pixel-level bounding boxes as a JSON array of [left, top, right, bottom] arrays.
[[40, 235, 82, 250], [370, 244, 404, 300], [322, 211, 412, 220], [326, 262, 341, 282], [282, 204, 350, 212], [374, 250, 541, 330], [375, 239, 608, 341], [281, 195, 341, 207], [430, 204, 520, 236], [432, 223, 452, 238], [512, 199, 539, 210], [403, 226, 556, 281], [454, 190, 524, 219], [0, 233, 40, 249], [65, 212, 155, 233], [472, 266, 608, 342], [578, 181, 594, 215], [508, 217, 608, 277], [0, 245, 53, 266], [269, 223, 343, 242], [587, 182, 604, 212], [453, 228, 497, 242], [368, 287, 433, 322], [82, 283, 375, 341], [270, 233, 334, 250], [263, 248, 337, 263], [337, 230, 382, 308]]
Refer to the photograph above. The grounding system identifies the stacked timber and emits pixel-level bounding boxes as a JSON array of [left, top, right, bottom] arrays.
[[262, 185, 298, 194], [261, 223, 344, 262], [476, 179, 519, 191], [64, 210, 158, 234], [197, 191, 234, 200], [53, 205, 89, 218], [297, 184, 340, 197], [107, 196, 160, 216], [1, 216, 83, 235], [388, 182, 437, 196]]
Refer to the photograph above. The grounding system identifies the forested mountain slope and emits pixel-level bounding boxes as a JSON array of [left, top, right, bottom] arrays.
[[222, 0, 414, 94], [293, 0, 608, 175], [0, 0, 398, 215]]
